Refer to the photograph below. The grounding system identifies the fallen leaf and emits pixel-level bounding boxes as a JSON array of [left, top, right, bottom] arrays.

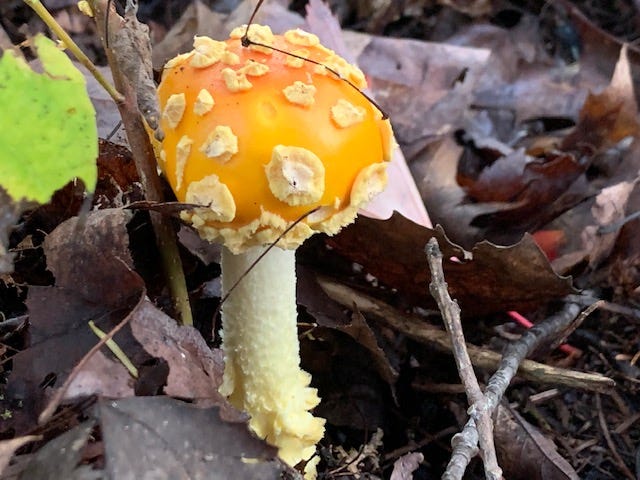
[[352, 32, 490, 156], [460, 148, 585, 206], [110, 6, 159, 132], [495, 404, 580, 480], [65, 350, 134, 400], [18, 421, 95, 480], [337, 309, 398, 385], [601, 184, 640, 303], [330, 213, 575, 316], [98, 397, 297, 480], [129, 299, 235, 418], [562, 45, 640, 153], [0, 435, 40, 476], [3, 209, 144, 434], [93, 139, 144, 209], [581, 180, 637, 267]]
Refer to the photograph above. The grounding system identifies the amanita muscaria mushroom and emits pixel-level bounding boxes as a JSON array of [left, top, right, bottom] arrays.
[[154, 24, 394, 475]]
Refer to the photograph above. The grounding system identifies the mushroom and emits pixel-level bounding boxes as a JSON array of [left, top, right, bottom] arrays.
[[154, 25, 394, 475]]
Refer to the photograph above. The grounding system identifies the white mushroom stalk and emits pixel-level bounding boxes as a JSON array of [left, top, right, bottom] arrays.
[[219, 246, 323, 468], [152, 25, 395, 476]]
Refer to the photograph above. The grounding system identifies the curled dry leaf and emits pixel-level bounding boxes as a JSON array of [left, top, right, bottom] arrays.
[[459, 149, 586, 230], [337, 309, 398, 385], [109, 5, 160, 131], [582, 180, 637, 267], [562, 45, 640, 153], [129, 299, 238, 419], [330, 212, 575, 316]]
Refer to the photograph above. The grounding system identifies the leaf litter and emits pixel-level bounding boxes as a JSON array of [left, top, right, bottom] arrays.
[[1, 1, 640, 479]]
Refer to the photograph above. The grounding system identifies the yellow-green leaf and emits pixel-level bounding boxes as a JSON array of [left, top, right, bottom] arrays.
[[0, 34, 98, 203]]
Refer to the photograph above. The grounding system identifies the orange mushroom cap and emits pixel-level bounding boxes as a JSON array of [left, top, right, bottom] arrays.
[[156, 25, 394, 253]]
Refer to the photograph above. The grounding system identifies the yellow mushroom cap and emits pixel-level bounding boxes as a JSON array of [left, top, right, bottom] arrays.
[[156, 26, 394, 253]]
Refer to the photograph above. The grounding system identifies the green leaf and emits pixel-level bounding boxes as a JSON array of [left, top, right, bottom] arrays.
[[0, 34, 98, 204]]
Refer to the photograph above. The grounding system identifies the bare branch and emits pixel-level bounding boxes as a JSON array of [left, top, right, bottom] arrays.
[[425, 238, 502, 480], [442, 293, 601, 478], [316, 277, 615, 393]]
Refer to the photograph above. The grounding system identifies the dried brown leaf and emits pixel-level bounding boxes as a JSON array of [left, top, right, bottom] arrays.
[[129, 300, 233, 415], [98, 397, 297, 480], [3, 209, 144, 434], [581, 180, 637, 267], [110, 5, 160, 131], [562, 45, 640, 153], [337, 310, 397, 385], [495, 404, 579, 480], [65, 350, 134, 400], [330, 213, 575, 316]]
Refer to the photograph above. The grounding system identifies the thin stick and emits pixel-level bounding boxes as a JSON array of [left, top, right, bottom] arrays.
[[240, 8, 389, 120], [316, 277, 615, 393], [88, 320, 138, 378], [38, 292, 144, 424], [443, 301, 602, 479], [89, 0, 193, 326], [595, 393, 636, 480], [23, 0, 123, 104], [425, 238, 502, 480]]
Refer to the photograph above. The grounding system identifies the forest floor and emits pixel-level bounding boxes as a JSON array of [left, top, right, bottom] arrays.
[[1, 1, 640, 479]]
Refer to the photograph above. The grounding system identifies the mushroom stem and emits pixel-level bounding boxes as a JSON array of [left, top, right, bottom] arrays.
[[219, 245, 325, 469]]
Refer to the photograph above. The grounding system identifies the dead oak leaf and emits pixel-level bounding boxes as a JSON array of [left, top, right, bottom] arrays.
[[562, 45, 640, 153], [329, 213, 575, 316]]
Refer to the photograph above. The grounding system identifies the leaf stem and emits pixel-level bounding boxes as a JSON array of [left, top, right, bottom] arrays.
[[88, 320, 139, 378], [22, 0, 124, 103]]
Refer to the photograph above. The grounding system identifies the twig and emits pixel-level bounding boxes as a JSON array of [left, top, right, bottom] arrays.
[[596, 393, 636, 480], [38, 291, 144, 424], [88, 320, 139, 378], [425, 238, 502, 480], [443, 299, 602, 479], [316, 277, 615, 393], [88, 0, 193, 326]]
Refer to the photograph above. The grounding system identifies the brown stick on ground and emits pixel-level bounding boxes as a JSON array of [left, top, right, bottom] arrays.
[[89, 0, 192, 326], [442, 297, 601, 479], [425, 238, 502, 480], [317, 278, 615, 393]]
